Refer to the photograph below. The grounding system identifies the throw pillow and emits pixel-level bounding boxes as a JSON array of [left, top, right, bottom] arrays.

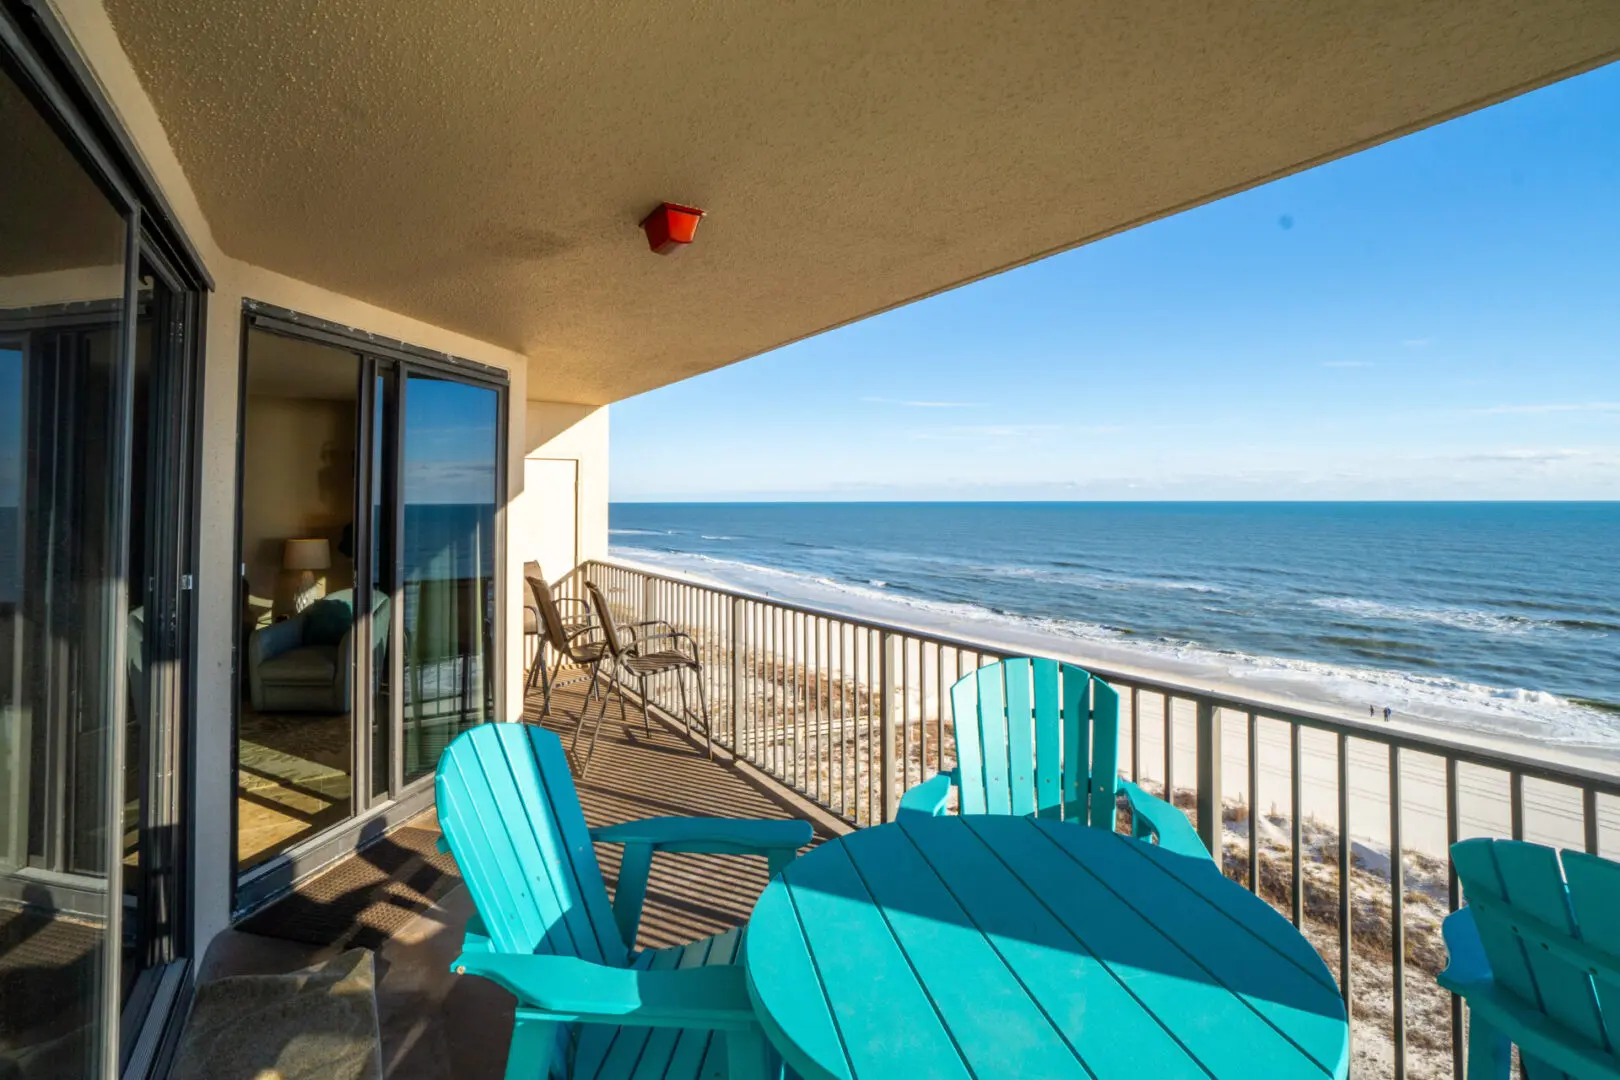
[[302, 596, 354, 647]]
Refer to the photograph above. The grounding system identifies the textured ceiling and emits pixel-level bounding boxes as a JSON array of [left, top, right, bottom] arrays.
[[104, 0, 1620, 405]]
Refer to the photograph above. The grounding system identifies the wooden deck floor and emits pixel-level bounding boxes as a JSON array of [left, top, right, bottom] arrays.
[[531, 672, 838, 951]]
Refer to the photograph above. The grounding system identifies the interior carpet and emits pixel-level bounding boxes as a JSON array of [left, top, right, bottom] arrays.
[[239, 825, 461, 951]]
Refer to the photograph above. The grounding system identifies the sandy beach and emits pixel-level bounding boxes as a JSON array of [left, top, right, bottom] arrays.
[[608, 552, 1620, 860]]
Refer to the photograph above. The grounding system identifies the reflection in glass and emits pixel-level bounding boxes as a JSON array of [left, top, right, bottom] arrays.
[[0, 63, 128, 1075], [402, 376, 498, 781], [236, 331, 360, 871]]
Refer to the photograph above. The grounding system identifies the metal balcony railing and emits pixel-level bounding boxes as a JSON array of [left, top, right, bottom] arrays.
[[553, 558, 1620, 1080]]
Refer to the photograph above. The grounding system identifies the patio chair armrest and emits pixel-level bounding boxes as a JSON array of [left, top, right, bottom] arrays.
[[451, 953, 757, 1030], [1437, 906, 1494, 991], [591, 816, 812, 857], [629, 630, 700, 662], [1120, 780, 1211, 861], [592, 817, 813, 949], [897, 771, 958, 820], [624, 619, 686, 646]]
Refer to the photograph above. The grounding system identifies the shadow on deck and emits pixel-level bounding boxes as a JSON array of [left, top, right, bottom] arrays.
[[197, 674, 831, 1078]]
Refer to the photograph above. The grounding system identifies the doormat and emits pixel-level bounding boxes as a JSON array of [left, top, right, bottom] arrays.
[[170, 948, 381, 1080], [238, 825, 461, 951]]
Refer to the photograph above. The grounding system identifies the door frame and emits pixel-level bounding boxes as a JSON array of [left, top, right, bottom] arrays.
[[229, 303, 508, 918]]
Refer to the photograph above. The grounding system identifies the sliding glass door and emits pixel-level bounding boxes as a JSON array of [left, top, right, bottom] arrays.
[[233, 333, 504, 895], [1, 55, 200, 1077], [236, 331, 363, 873]]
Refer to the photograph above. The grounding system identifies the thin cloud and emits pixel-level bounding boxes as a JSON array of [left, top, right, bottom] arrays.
[[1452, 449, 1592, 463], [1470, 402, 1620, 415], [908, 424, 1063, 440], [861, 396, 981, 408]]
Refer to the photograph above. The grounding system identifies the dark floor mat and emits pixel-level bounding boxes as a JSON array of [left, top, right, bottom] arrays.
[[0, 908, 103, 1051], [239, 825, 461, 951]]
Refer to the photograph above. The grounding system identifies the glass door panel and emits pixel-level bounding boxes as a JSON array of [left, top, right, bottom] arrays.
[[236, 331, 362, 871], [0, 61, 129, 1076], [401, 375, 498, 782]]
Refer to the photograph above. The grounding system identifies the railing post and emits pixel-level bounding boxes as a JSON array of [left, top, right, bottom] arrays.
[[642, 575, 655, 624], [1196, 699, 1222, 858], [880, 631, 899, 822], [730, 597, 744, 751]]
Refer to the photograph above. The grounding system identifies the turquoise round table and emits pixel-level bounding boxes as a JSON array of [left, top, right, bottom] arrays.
[[744, 815, 1349, 1080]]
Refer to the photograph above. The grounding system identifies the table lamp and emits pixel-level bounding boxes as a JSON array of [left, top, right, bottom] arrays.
[[283, 538, 331, 611]]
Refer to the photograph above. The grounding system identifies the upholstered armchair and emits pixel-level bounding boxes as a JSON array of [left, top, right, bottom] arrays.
[[247, 589, 384, 713]]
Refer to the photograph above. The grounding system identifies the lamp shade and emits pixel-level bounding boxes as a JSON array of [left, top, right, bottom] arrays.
[[283, 538, 331, 571]]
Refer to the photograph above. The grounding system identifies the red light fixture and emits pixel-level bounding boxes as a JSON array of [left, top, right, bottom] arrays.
[[639, 202, 706, 254]]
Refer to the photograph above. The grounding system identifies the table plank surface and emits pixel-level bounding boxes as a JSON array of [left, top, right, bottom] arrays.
[[745, 816, 1350, 1080]]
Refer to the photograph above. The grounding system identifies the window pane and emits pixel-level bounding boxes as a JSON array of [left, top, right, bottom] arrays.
[[237, 331, 360, 871], [0, 63, 129, 1075], [401, 376, 497, 782]]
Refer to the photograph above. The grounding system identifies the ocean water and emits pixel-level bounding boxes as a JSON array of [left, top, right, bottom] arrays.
[[609, 502, 1620, 750]]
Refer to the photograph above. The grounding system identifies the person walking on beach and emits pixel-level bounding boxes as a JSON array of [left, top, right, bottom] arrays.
[[1383, 706, 1392, 721]]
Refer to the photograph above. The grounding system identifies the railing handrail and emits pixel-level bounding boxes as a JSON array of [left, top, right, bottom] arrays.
[[584, 557, 1620, 797]]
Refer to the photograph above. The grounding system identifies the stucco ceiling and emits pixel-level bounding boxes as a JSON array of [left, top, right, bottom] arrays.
[[105, 1, 1620, 405]]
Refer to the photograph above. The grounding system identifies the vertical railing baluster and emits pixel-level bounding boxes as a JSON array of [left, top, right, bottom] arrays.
[[1337, 732, 1352, 1029], [1291, 723, 1303, 929], [1196, 699, 1222, 858], [1510, 770, 1525, 841], [1447, 757, 1463, 1080], [730, 596, 743, 752], [1164, 693, 1175, 806], [1390, 744, 1406, 1080], [1131, 687, 1141, 783], [1247, 711, 1259, 894]]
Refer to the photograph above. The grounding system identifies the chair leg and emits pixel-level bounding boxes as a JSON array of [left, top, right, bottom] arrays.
[[538, 646, 553, 716], [504, 1017, 557, 1080], [580, 670, 616, 777], [570, 661, 602, 758], [1465, 1013, 1511, 1080], [639, 676, 651, 733], [690, 664, 713, 758], [676, 670, 690, 730], [723, 1026, 776, 1080]]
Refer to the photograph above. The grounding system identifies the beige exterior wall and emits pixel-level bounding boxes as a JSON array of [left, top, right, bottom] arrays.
[[521, 402, 611, 578], [50, 0, 609, 957]]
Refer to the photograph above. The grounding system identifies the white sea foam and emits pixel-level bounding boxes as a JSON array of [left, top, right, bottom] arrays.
[[610, 543, 1620, 750], [700, 535, 733, 541], [608, 528, 674, 536], [1310, 596, 1536, 635]]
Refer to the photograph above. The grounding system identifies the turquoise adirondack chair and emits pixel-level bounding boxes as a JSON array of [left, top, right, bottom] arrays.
[[899, 657, 1209, 859], [434, 722, 813, 1079], [1440, 838, 1620, 1079]]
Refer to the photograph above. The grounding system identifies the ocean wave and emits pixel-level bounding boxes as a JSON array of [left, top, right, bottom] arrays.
[[1310, 596, 1538, 636], [700, 535, 733, 541], [607, 542, 1620, 748], [609, 528, 674, 536]]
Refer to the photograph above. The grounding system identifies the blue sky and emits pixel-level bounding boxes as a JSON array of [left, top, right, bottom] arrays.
[[612, 63, 1620, 502]]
